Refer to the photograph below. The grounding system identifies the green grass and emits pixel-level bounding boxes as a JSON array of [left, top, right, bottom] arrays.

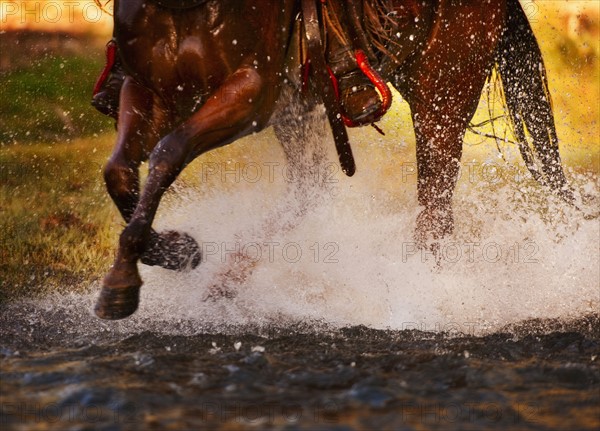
[[0, 33, 121, 300], [0, 136, 118, 301], [0, 49, 114, 144]]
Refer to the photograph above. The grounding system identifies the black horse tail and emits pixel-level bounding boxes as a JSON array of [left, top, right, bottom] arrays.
[[495, 0, 573, 202]]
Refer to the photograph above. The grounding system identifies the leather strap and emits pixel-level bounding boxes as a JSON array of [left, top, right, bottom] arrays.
[[302, 0, 356, 177]]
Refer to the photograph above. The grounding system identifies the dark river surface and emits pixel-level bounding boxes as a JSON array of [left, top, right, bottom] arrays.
[[1, 297, 598, 431]]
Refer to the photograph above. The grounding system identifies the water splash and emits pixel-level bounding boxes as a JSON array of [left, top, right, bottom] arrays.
[[106, 118, 598, 336], [3, 119, 598, 341], [135, 168, 598, 334]]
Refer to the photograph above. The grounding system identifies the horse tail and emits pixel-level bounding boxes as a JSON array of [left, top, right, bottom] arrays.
[[94, 1, 113, 14], [495, 0, 573, 202]]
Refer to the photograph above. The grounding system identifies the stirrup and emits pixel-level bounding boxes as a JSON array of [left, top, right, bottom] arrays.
[[337, 70, 382, 124], [328, 50, 393, 127]]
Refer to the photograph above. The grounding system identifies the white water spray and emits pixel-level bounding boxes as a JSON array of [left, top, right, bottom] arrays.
[[127, 116, 600, 335], [8, 109, 597, 340]]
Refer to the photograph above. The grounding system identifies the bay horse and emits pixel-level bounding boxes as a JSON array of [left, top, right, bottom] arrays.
[[95, 0, 571, 319]]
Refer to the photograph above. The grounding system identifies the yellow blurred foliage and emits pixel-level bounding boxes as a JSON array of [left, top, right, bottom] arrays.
[[0, 0, 112, 34]]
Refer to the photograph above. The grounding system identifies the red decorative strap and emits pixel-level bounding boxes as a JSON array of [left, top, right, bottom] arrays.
[[92, 40, 118, 96], [348, 49, 393, 127]]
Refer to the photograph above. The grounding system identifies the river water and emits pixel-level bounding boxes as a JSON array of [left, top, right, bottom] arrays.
[[1, 301, 598, 430]]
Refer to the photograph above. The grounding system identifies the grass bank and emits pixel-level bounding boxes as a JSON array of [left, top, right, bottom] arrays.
[[0, 31, 114, 144], [0, 135, 117, 301]]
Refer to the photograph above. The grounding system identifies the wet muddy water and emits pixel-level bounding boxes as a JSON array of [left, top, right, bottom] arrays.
[[1, 302, 598, 431]]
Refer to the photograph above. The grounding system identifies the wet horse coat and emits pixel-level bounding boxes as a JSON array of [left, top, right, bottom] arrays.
[[96, 0, 570, 319]]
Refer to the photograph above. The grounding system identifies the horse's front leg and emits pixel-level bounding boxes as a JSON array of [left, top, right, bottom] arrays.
[[95, 66, 269, 319], [103, 77, 154, 222], [102, 77, 199, 271]]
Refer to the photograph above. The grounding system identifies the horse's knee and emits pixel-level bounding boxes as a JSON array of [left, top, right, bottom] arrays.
[[235, 66, 264, 100], [147, 140, 186, 186], [222, 66, 269, 128]]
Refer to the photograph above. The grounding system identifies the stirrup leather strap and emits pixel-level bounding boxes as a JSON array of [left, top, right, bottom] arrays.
[[302, 0, 356, 177]]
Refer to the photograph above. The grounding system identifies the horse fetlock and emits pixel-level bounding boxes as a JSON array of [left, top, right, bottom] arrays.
[[105, 259, 142, 288], [119, 220, 151, 255]]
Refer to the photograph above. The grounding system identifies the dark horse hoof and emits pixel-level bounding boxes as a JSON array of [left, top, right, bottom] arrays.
[[141, 230, 202, 271], [94, 285, 140, 320]]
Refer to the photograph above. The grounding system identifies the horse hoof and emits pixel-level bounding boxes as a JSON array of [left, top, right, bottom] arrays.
[[141, 230, 201, 271], [94, 285, 140, 320]]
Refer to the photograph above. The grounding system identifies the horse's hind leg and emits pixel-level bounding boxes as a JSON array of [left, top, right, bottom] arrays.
[[408, 93, 486, 244], [409, 103, 467, 243], [394, 2, 504, 244]]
